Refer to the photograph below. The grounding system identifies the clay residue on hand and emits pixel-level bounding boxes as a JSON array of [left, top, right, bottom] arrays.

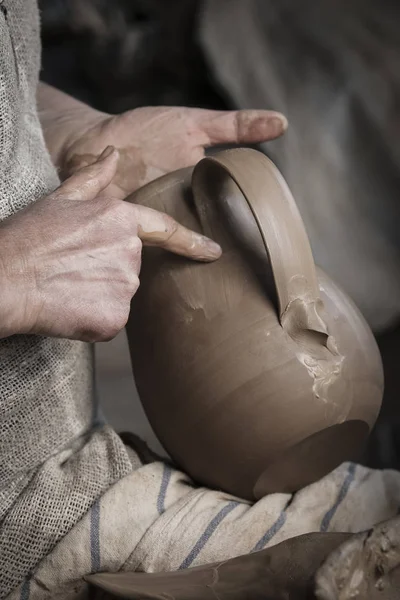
[[281, 294, 344, 406], [63, 145, 152, 193]]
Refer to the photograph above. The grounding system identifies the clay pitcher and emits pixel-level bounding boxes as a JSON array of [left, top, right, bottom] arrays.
[[126, 148, 383, 501]]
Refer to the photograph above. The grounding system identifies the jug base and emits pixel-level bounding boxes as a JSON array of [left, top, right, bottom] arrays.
[[253, 420, 369, 498]]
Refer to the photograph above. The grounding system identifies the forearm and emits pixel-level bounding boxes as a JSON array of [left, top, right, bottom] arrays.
[[37, 82, 106, 168]]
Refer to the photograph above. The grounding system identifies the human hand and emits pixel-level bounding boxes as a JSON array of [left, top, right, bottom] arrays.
[[63, 107, 288, 198], [0, 147, 221, 341], [38, 85, 287, 199]]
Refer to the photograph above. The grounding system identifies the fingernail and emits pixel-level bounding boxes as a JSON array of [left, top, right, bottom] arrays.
[[272, 114, 288, 132], [98, 145, 116, 161], [199, 237, 222, 260]]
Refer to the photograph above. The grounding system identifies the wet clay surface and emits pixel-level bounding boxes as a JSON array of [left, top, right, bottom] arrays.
[[87, 532, 350, 600], [315, 515, 400, 599], [87, 516, 400, 600], [126, 149, 383, 499]]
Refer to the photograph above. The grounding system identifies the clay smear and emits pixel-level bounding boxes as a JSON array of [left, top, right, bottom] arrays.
[[281, 294, 344, 406]]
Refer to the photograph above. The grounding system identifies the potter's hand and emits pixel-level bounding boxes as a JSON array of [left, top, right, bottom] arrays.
[[0, 148, 220, 341], [38, 83, 288, 199]]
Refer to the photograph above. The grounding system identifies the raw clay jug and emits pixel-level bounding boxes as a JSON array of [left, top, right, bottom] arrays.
[[126, 148, 383, 500]]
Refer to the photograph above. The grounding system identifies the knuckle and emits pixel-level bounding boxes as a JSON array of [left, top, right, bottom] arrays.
[[99, 313, 128, 341], [163, 213, 179, 237], [120, 268, 140, 299], [128, 273, 140, 296], [76, 324, 115, 343], [129, 235, 142, 255], [91, 330, 115, 343], [98, 329, 119, 342], [85, 302, 131, 342], [115, 305, 131, 330], [101, 199, 139, 231], [99, 196, 120, 215]]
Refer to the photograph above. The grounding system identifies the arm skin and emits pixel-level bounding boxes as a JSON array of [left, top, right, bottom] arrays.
[[37, 83, 107, 171]]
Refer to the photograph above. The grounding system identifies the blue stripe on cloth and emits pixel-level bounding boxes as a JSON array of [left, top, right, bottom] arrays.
[[179, 501, 240, 569], [157, 464, 172, 515], [320, 462, 357, 532], [251, 510, 287, 552], [20, 577, 30, 600], [90, 499, 101, 573]]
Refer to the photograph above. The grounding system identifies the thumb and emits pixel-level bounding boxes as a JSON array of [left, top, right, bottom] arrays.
[[53, 146, 119, 201]]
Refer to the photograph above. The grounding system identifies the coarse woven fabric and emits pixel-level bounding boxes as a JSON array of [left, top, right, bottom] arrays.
[[6, 460, 400, 599], [0, 1, 133, 597]]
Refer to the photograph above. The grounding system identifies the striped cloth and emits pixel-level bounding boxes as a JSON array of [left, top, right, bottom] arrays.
[[6, 454, 400, 599]]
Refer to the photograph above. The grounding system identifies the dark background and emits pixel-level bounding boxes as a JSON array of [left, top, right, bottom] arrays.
[[39, 0, 226, 111]]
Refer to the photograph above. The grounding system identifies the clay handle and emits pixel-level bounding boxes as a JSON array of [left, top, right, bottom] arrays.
[[192, 148, 320, 321]]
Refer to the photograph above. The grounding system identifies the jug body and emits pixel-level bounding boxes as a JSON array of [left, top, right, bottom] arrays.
[[126, 149, 383, 500]]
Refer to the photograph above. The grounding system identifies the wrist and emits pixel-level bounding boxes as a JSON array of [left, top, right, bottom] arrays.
[[0, 229, 36, 338], [0, 260, 21, 339], [37, 83, 108, 174], [43, 108, 106, 175]]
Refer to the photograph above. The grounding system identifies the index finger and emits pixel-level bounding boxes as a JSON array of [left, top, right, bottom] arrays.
[[132, 205, 222, 262]]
